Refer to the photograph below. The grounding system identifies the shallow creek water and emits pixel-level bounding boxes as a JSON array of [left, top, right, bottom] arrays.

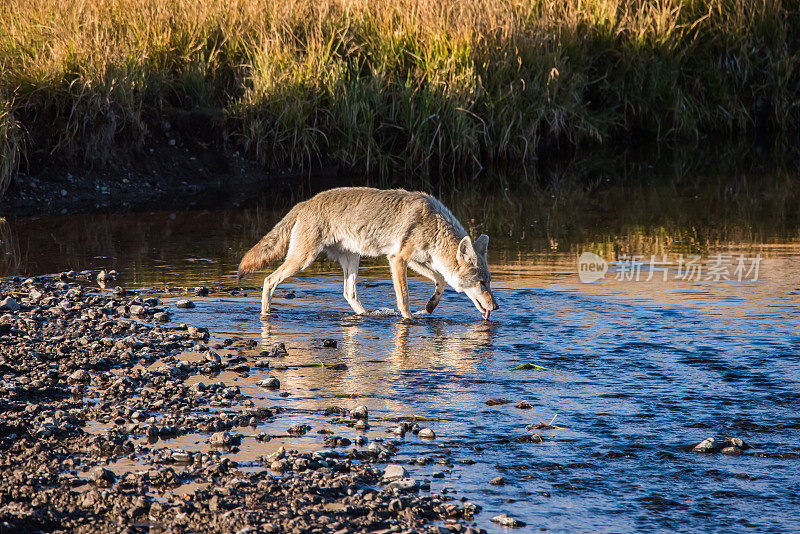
[[3, 167, 800, 532]]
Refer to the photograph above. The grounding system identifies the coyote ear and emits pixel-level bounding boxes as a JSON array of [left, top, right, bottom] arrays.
[[457, 236, 477, 265], [474, 234, 489, 257]]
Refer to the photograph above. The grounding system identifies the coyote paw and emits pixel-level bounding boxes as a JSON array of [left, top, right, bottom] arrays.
[[413, 309, 430, 316]]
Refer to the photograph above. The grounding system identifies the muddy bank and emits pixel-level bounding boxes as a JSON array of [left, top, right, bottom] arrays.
[[0, 139, 335, 217], [0, 273, 488, 533]]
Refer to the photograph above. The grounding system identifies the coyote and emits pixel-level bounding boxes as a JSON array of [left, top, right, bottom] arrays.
[[238, 187, 499, 320]]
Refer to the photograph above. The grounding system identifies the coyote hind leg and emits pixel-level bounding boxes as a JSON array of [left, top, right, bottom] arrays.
[[339, 252, 366, 314], [409, 260, 446, 314], [261, 238, 320, 316]]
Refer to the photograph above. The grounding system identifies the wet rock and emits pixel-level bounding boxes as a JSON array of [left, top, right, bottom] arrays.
[[153, 312, 170, 323], [172, 450, 193, 463], [68, 370, 91, 383], [257, 377, 280, 389], [271, 459, 289, 473], [194, 286, 209, 296], [692, 437, 717, 453], [130, 304, 146, 316], [722, 437, 749, 450], [321, 338, 338, 348], [383, 464, 408, 481], [351, 405, 368, 420], [0, 296, 19, 311], [354, 420, 369, 431], [260, 342, 287, 357], [176, 299, 195, 309], [485, 398, 511, 406], [97, 270, 116, 282], [188, 326, 209, 340], [418, 428, 436, 440], [515, 402, 533, 409], [490, 476, 506, 486], [721, 446, 743, 456], [388, 478, 420, 492], [514, 434, 543, 443], [491, 514, 526, 528], [210, 432, 233, 447], [89, 467, 116, 486]]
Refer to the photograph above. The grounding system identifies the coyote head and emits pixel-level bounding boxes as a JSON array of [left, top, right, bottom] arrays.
[[454, 235, 499, 320]]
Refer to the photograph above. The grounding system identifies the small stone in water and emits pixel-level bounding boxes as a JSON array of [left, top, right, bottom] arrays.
[[257, 377, 280, 389], [210, 431, 232, 447], [418, 428, 436, 439], [692, 437, 716, 453], [486, 398, 511, 406], [383, 464, 408, 481], [490, 476, 506, 485], [491, 513, 526, 528], [351, 405, 368, 420], [515, 401, 533, 409], [176, 299, 195, 309]]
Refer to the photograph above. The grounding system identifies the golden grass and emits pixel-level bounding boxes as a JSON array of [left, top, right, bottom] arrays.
[[1, 0, 797, 193]]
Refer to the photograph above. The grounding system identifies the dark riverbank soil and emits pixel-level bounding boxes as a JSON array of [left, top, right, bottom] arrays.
[[0, 139, 329, 217]]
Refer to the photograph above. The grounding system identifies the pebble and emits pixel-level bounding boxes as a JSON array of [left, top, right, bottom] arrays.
[[418, 428, 436, 439], [210, 431, 232, 447], [491, 513, 526, 528], [383, 464, 409, 481], [354, 420, 369, 431], [721, 446, 743, 456], [256, 377, 280, 389], [68, 370, 91, 383], [0, 296, 20, 311], [88, 467, 116, 486], [692, 437, 716, 453], [351, 405, 369, 419], [490, 476, 506, 486], [176, 299, 195, 309]]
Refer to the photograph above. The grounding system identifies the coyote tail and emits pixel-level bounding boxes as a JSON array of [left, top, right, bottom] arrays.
[[237, 208, 298, 280]]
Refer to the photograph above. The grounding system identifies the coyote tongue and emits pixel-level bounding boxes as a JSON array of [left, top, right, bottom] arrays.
[[482, 310, 490, 321]]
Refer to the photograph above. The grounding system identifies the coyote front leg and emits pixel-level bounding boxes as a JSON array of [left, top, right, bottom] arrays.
[[409, 260, 446, 314], [340, 252, 367, 314], [388, 255, 413, 320]]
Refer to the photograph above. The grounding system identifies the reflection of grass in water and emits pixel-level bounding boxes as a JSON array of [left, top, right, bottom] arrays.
[[441, 146, 800, 257], [3, 145, 800, 279]]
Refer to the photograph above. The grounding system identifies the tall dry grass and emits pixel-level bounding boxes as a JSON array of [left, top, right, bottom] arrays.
[[1, 0, 798, 193]]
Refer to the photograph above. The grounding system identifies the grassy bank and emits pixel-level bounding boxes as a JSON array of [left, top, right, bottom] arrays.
[[1, 0, 798, 194]]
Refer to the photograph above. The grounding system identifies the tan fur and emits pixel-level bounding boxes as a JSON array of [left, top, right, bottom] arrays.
[[238, 187, 499, 319]]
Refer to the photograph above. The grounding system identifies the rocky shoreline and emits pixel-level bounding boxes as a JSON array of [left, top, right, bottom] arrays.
[[0, 273, 490, 533]]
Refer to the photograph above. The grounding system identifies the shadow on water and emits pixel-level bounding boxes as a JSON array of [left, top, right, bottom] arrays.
[[2, 144, 800, 532]]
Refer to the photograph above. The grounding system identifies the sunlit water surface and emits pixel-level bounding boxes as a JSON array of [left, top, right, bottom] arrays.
[[3, 171, 800, 533]]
